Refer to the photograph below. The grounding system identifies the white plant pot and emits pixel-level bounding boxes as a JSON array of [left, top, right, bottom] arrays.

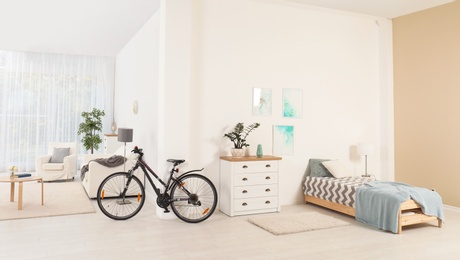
[[231, 148, 244, 158]]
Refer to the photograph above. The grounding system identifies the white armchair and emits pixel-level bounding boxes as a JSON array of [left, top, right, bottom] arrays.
[[35, 142, 78, 181]]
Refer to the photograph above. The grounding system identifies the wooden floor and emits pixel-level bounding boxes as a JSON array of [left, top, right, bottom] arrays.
[[0, 191, 460, 259]]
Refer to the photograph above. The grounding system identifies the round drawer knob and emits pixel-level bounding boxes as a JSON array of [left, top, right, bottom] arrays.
[[242, 190, 248, 193], [242, 177, 248, 181], [265, 164, 271, 168], [242, 202, 248, 206], [265, 201, 271, 204], [265, 188, 271, 192], [242, 165, 248, 169], [265, 176, 271, 180]]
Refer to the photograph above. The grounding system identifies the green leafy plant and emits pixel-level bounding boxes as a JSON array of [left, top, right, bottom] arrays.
[[77, 108, 105, 154], [223, 122, 260, 149]]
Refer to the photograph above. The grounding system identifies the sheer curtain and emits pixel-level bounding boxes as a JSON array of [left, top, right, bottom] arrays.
[[0, 51, 114, 172]]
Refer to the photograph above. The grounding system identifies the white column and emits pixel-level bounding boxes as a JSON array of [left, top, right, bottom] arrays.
[[157, 0, 193, 218]]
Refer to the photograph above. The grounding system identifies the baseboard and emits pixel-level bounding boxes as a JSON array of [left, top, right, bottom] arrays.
[[444, 204, 460, 213]]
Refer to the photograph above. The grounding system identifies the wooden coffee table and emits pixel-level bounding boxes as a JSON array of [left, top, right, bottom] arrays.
[[0, 176, 44, 210]]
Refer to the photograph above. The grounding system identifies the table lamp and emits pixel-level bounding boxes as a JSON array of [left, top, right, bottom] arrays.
[[118, 128, 133, 171], [357, 142, 373, 177]]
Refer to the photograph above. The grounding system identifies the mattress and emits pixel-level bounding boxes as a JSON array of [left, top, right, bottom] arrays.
[[304, 176, 373, 208]]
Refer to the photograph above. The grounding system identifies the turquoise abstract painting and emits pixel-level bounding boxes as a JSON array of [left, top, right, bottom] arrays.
[[252, 87, 272, 116], [283, 88, 302, 118], [273, 125, 294, 155]]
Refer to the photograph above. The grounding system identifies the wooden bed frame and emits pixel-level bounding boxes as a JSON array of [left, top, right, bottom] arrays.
[[304, 195, 442, 234]]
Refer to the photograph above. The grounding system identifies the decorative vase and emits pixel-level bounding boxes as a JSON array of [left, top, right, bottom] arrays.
[[256, 144, 263, 158], [231, 148, 244, 158], [111, 121, 117, 134]]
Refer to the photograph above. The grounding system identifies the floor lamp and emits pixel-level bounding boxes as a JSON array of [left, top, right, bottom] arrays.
[[118, 128, 133, 171], [357, 143, 373, 178]]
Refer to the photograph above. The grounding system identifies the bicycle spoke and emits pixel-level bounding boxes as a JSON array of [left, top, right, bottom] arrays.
[[170, 174, 217, 223], [97, 172, 145, 220]]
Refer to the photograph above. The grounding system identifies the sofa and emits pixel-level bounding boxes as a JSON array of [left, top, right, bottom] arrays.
[[81, 146, 144, 198]]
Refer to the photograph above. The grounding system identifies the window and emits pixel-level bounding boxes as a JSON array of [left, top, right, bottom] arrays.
[[0, 51, 114, 171]]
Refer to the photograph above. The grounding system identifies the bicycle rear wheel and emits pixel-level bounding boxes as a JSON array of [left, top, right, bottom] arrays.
[[97, 172, 145, 220], [170, 174, 217, 223]]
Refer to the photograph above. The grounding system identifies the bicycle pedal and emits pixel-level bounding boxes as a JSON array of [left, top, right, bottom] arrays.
[[164, 209, 170, 213]]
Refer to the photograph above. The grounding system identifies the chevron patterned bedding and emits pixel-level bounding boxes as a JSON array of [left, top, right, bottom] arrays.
[[304, 176, 373, 208]]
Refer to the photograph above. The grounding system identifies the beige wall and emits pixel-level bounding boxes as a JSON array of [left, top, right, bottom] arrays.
[[393, 1, 460, 207]]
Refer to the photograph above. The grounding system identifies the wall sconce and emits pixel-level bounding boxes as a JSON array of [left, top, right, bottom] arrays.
[[133, 100, 138, 114]]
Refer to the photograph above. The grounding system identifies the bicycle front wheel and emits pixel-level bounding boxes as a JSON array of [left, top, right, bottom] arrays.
[[97, 172, 145, 220], [170, 174, 217, 223]]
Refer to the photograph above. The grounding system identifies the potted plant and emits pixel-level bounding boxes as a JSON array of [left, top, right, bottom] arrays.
[[223, 122, 260, 157], [77, 108, 105, 154]]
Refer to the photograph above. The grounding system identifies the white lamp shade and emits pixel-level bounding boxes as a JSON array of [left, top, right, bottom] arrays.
[[357, 143, 373, 156], [118, 128, 133, 142]]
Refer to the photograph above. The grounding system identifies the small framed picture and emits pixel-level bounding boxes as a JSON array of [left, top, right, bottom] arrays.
[[252, 87, 272, 116], [283, 88, 302, 118], [273, 125, 294, 155]]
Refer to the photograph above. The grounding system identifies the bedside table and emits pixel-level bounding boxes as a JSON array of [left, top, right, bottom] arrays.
[[219, 155, 282, 217]]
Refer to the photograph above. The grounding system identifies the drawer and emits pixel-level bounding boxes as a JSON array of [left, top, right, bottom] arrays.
[[233, 161, 278, 174], [234, 196, 278, 212], [234, 184, 278, 199], [234, 172, 277, 186]]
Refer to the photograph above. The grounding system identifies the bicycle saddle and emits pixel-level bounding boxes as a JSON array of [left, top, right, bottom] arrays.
[[167, 159, 185, 165]]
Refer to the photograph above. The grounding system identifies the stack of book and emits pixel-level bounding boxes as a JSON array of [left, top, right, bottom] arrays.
[[15, 173, 32, 178]]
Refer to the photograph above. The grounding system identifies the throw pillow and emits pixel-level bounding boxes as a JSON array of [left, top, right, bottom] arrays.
[[322, 160, 352, 178], [309, 158, 333, 177], [49, 147, 70, 163]]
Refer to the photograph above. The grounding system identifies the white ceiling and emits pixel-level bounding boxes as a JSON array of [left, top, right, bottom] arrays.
[[0, 0, 160, 57], [0, 0, 454, 57], [290, 0, 454, 18]]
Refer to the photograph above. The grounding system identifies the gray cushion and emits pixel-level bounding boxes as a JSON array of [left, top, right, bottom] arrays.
[[49, 147, 70, 163], [309, 158, 333, 177]]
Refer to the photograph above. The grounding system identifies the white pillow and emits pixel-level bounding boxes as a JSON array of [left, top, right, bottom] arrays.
[[321, 160, 352, 178]]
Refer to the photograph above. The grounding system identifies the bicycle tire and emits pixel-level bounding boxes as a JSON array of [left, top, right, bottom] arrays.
[[97, 172, 145, 220], [170, 173, 217, 223]]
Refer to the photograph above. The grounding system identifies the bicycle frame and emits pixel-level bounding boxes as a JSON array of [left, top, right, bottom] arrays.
[[125, 152, 204, 205]]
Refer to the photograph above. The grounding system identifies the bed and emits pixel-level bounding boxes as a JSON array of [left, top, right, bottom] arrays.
[[303, 160, 444, 234]]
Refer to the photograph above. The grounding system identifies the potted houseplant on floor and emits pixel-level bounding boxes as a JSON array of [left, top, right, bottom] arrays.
[[223, 122, 260, 157], [77, 108, 105, 154]]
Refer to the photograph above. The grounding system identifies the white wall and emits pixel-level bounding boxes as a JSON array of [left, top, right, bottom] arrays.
[[115, 10, 160, 196], [115, 0, 394, 206], [190, 0, 393, 205]]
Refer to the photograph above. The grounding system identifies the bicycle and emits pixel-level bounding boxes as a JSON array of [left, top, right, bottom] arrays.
[[96, 146, 217, 223]]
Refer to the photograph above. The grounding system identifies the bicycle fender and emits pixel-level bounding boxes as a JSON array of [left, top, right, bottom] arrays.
[[177, 168, 204, 178]]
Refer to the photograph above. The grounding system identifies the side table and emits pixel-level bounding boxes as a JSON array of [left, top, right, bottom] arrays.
[[0, 176, 44, 210]]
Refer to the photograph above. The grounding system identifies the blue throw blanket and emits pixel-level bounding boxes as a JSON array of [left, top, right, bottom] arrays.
[[355, 181, 444, 233]]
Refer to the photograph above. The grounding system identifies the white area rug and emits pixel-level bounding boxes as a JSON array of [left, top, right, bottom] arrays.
[[248, 212, 350, 235], [0, 181, 95, 221]]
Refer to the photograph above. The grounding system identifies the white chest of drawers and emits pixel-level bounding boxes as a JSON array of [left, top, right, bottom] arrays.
[[219, 156, 282, 217]]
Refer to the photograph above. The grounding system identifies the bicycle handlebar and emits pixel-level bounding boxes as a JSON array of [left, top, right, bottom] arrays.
[[131, 146, 144, 159]]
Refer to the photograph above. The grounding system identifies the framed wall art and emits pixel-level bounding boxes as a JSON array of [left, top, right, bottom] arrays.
[[283, 88, 303, 118], [252, 87, 272, 116], [273, 125, 294, 155]]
